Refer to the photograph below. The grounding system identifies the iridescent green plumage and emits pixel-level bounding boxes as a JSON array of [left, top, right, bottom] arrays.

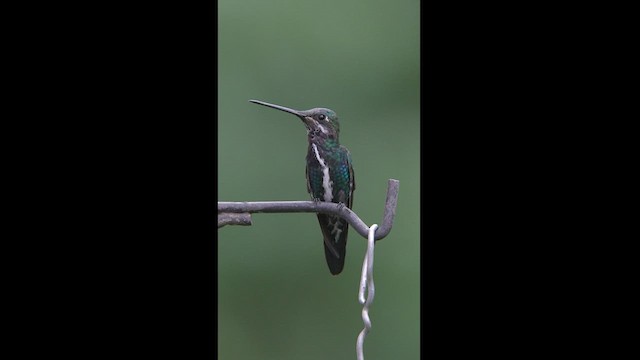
[[249, 99, 355, 275]]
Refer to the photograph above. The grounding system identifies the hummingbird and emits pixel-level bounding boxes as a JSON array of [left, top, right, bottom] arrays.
[[249, 99, 355, 275]]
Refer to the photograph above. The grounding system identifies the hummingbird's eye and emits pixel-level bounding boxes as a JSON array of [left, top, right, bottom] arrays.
[[318, 114, 326, 121]]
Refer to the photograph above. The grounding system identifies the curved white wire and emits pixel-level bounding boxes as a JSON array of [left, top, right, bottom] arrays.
[[356, 224, 378, 360]]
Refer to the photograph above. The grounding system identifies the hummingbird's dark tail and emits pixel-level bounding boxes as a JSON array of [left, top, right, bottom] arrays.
[[317, 214, 348, 275]]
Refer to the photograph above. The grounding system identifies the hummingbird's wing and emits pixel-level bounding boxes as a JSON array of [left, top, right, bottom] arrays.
[[321, 150, 353, 275], [344, 146, 355, 208]]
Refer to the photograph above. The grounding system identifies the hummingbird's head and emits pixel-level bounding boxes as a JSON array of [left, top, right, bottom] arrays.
[[249, 100, 340, 140], [298, 108, 340, 140]]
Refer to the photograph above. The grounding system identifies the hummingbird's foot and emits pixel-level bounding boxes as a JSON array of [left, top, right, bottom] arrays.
[[311, 197, 322, 203], [336, 202, 346, 211]]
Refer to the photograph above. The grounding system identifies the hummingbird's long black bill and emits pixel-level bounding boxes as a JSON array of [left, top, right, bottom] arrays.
[[248, 99, 304, 117]]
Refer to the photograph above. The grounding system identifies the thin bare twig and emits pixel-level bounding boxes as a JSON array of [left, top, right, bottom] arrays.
[[217, 179, 399, 241]]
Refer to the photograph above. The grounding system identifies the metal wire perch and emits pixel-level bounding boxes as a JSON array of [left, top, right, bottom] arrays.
[[356, 224, 378, 360], [218, 179, 399, 242], [218, 179, 398, 360]]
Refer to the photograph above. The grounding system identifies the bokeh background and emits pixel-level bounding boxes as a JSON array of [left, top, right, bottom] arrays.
[[218, 0, 420, 358]]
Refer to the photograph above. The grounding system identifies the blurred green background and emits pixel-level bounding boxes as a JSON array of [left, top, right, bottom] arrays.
[[218, 0, 419, 358]]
